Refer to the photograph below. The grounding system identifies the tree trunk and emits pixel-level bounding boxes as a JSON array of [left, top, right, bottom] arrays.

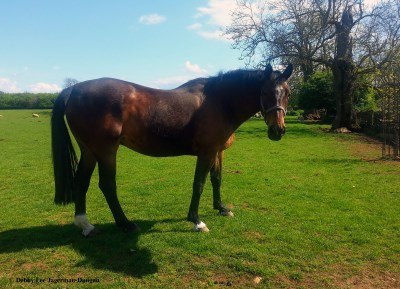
[[331, 59, 356, 129], [331, 7, 357, 130]]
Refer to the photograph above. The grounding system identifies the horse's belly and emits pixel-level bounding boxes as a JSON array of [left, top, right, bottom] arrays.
[[120, 134, 194, 157]]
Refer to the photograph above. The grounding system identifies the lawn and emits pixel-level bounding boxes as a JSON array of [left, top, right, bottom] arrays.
[[0, 110, 399, 288]]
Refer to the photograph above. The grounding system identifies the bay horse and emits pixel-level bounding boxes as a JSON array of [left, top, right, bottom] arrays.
[[51, 64, 293, 236]]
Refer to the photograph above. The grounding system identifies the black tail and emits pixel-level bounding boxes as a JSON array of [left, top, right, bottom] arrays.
[[51, 88, 78, 205]]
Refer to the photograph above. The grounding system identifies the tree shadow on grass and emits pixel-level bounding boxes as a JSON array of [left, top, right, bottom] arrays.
[[0, 220, 166, 277], [237, 123, 323, 139], [297, 157, 364, 165]]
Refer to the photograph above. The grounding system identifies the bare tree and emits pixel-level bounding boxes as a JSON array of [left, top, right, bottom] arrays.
[[63, 78, 79, 89], [227, 0, 337, 81], [226, 0, 400, 130]]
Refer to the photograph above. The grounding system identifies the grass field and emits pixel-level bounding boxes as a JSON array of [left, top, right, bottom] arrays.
[[0, 109, 399, 288]]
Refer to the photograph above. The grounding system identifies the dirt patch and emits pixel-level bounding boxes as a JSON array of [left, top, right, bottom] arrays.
[[344, 267, 399, 289], [272, 264, 400, 289], [177, 255, 264, 288], [337, 132, 400, 166], [21, 261, 48, 271], [243, 230, 265, 243], [179, 271, 260, 288], [210, 273, 263, 288]]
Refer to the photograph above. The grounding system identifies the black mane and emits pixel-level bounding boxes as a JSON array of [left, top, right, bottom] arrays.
[[206, 69, 263, 86], [175, 68, 284, 99], [203, 70, 261, 97], [203, 69, 282, 97]]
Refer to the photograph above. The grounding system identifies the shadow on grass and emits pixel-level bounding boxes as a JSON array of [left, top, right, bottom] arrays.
[[0, 219, 183, 277], [237, 123, 323, 139], [287, 126, 324, 138], [297, 157, 364, 165]]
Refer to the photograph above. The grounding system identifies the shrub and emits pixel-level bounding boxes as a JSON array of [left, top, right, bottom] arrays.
[[297, 71, 336, 114], [287, 109, 304, 117]]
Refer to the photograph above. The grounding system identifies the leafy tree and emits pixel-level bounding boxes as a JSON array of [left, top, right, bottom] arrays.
[[297, 71, 377, 116], [353, 75, 378, 113], [297, 71, 335, 114]]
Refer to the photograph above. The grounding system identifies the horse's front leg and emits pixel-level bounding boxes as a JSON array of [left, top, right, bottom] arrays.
[[210, 151, 234, 217], [187, 154, 215, 232]]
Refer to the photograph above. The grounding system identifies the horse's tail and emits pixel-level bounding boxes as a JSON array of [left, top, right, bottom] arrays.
[[51, 87, 78, 205]]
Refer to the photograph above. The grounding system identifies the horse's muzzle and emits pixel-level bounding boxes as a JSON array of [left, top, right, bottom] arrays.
[[267, 125, 285, 141]]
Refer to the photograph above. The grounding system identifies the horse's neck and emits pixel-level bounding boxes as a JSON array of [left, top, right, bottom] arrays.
[[221, 85, 261, 130]]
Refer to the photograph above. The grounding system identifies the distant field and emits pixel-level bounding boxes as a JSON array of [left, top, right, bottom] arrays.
[[0, 109, 399, 288]]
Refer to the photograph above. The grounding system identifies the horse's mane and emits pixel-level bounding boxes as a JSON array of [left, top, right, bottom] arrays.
[[175, 69, 283, 98], [207, 69, 263, 86], [204, 69, 264, 96]]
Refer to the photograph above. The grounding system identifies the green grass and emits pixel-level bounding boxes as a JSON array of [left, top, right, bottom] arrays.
[[0, 110, 399, 288]]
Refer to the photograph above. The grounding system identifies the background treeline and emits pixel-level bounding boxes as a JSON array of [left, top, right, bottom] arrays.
[[290, 70, 378, 118], [0, 92, 58, 109], [287, 69, 384, 137]]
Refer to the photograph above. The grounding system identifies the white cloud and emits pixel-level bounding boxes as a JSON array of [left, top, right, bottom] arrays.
[[197, 0, 237, 27], [152, 61, 209, 89], [185, 61, 207, 75], [139, 14, 166, 25], [199, 30, 228, 41], [152, 75, 192, 88], [0, 78, 22, 93], [29, 82, 61, 93], [364, 0, 381, 8], [187, 23, 203, 30], [190, 0, 237, 41]]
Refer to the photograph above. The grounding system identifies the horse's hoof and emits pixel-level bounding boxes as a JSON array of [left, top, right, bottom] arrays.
[[118, 222, 141, 233], [84, 227, 101, 238], [219, 210, 234, 217], [193, 221, 209, 233]]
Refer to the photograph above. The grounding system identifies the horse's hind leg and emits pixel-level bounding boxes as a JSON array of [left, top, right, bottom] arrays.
[[210, 151, 234, 217], [73, 148, 97, 237], [97, 151, 140, 233]]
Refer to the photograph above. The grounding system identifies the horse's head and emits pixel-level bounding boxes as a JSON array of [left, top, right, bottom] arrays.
[[260, 64, 293, 141]]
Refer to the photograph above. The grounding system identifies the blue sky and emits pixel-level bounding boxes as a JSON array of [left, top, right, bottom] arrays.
[[0, 0, 242, 92]]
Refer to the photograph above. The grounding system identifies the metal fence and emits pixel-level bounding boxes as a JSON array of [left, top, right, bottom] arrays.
[[379, 77, 400, 159]]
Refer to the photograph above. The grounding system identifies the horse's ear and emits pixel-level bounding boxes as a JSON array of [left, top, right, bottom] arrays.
[[282, 64, 293, 80], [265, 64, 273, 77]]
